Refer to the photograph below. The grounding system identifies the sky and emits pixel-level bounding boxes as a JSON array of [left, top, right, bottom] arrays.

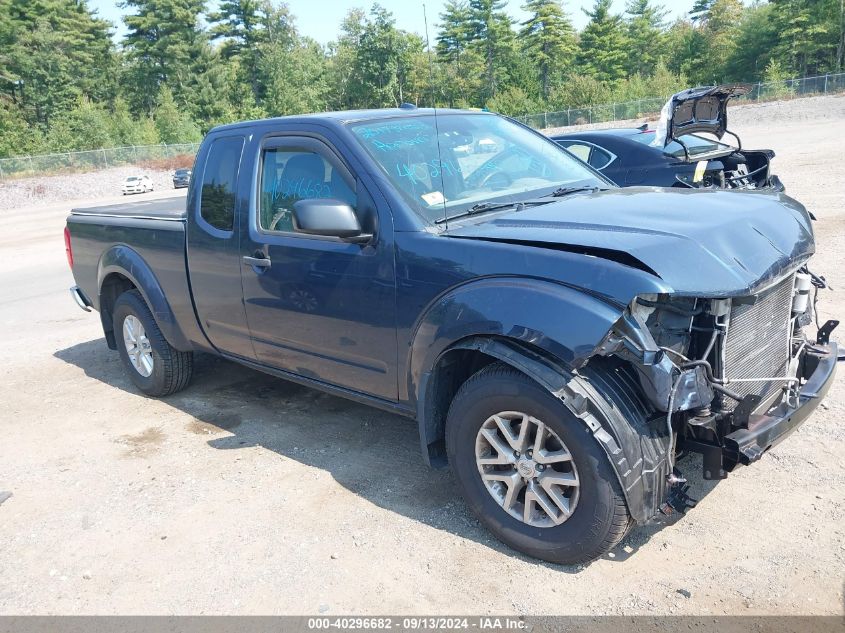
[[87, 0, 701, 46]]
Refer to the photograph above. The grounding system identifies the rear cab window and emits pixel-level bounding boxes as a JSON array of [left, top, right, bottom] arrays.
[[199, 135, 245, 232]]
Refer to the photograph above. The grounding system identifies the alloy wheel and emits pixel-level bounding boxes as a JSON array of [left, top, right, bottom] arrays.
[[123, 314, 154, 377], [475, 411, 580, 527]]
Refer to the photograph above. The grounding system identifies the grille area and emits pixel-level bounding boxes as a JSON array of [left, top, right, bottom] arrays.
[[721, 274, 795, 409]]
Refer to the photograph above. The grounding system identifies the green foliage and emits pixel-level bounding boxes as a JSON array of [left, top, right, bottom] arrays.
[[153, 86, 201, 143], [722, 2, 780, 81], [624, 0, 668, 76], [0, 103, 45, 158], [47, 98, 115, 152], [467, 0, 517, 99], [1, 0, 844, 159], [761, 58, 796, 99], [486, 86, 540, 115], [261, 36, 328, 115], [576, 0, 629, 83], [120, 0, 213, 115], [0, 0, 116, 126], [520, 0, 577, 98], [547, 75, 613, 110]]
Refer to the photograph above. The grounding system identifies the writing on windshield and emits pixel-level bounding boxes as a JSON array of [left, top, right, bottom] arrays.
[[349, 113, 601, 223]]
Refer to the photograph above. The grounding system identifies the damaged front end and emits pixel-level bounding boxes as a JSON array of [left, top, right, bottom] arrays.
[[595, 268, 839, 519]]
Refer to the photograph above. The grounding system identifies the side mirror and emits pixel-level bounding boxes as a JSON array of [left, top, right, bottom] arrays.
[[292, 198, 372, 243]]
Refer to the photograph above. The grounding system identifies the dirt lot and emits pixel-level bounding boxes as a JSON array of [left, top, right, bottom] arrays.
[[1, 99, 843, 615]]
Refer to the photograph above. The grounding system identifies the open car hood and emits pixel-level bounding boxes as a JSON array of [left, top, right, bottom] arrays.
[[652, 83, 751, 150]]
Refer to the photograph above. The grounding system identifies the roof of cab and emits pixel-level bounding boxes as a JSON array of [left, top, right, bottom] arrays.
[[208, 107, 493, 134]]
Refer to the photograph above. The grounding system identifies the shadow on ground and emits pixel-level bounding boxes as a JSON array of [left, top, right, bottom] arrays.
[[54, 338, 721, 568]]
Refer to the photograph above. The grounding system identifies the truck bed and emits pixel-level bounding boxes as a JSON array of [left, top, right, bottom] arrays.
[[66, 193, 202, 351], [71, 196, 187, 221]]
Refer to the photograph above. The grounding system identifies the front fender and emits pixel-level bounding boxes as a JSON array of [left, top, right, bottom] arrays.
[[98, 245, 192, 351], [408, 276, 624, 407]]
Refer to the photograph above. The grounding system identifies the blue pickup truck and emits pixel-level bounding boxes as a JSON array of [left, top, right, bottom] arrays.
[[65, 107, 838, 564]]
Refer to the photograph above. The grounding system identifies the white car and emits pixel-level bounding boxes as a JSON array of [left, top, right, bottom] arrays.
[[122, 175, 154, 195]]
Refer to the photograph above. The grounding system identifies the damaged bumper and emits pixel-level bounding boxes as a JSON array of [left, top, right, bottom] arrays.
[[723, 342, 837, 468], [681, 341, 838, 482]]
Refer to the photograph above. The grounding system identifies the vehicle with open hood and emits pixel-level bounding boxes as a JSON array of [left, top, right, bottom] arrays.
[[552, 84, 784, 191], [64, 107, 837, 565]]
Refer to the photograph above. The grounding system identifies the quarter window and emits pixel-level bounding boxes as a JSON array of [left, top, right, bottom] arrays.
[[200, 136, 244, 232], [558, 141, 614, 170], [259, 146, 356, 233], [560, 142, 591, 163]]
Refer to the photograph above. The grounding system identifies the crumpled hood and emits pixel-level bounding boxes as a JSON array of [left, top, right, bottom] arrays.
[[445, 187, 815, 296]]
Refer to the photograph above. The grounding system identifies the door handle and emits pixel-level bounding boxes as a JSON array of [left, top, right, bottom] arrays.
[[243, 255, 271, 269]]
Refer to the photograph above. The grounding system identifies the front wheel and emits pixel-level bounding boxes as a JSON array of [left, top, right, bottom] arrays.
[[446, 363, 631, 565], [112, 289, 193, 396]]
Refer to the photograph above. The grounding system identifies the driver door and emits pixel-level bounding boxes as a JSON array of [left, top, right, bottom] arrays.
[[239, 135, 398, 401]]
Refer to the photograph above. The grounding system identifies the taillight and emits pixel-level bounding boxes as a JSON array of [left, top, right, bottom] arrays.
[[64, 226, 73, 268]]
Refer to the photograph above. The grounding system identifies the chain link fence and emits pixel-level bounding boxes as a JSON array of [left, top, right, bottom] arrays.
[[0, 142, 201, 180], [516, 72, 845, 130]]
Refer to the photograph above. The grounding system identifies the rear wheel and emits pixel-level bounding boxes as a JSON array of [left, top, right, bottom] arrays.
[[446, 362, 630, 565], [112, 289, 193, 396]]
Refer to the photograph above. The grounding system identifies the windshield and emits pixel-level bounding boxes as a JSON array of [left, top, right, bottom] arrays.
[[126, 177, 139, 182], [631, 131, 733, 158], [348, 113, 604, 223]]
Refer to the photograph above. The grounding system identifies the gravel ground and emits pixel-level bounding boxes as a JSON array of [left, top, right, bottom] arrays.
[[0, 98, 843, 615], [0, 166, 178, 211]]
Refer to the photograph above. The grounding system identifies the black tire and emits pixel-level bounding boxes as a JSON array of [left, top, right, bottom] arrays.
[[112, 289, 193, 397], [446, 362, 630, 565]]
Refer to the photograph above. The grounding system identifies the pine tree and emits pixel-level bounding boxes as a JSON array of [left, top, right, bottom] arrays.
[[208, 0, 297, 103], [437, 0, 472, 66], [520, 0, 576, 99], [467, 0, 516, 100], [689, 0, 714, 23], [770, 0, 842, 76], [208, 0, 265, 100], [624, 0, 668, 76], [436, 1, 482, 106], [121, 0, 210, 114], [0, 0, 116, 126], [576, 0, 629, 83]]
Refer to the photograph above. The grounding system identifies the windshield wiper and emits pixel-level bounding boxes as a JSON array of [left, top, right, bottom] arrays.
[[434, 199, 552, 225], [543, 185, 604, 198]]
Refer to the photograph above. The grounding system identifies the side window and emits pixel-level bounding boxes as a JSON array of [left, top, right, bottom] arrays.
[[559, 142, 591, 163], [558, 141, 613, 170], [200, 136, 244, 232], [259, 146, 356, 233], [587, 146, 613, 170]]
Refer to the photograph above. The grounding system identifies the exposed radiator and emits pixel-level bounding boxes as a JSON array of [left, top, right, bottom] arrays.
[[720, 274, 795, 409]]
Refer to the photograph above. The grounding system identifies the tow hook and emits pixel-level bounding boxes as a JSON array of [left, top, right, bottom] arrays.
[[660, 469, 698, 516]]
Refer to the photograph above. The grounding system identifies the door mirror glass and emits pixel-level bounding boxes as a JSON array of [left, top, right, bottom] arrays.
[[292, 199, 365, 239]]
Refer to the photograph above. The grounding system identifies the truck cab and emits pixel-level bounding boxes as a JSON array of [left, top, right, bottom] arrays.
[[65, 108, 838, 565]]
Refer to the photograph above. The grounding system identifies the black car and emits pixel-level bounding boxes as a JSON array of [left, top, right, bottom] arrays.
[[172, 168, 191, 188], [552, 84, 783, 191]]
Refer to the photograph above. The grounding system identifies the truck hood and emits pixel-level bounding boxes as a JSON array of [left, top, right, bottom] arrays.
[[444, 187, 814, 296]]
